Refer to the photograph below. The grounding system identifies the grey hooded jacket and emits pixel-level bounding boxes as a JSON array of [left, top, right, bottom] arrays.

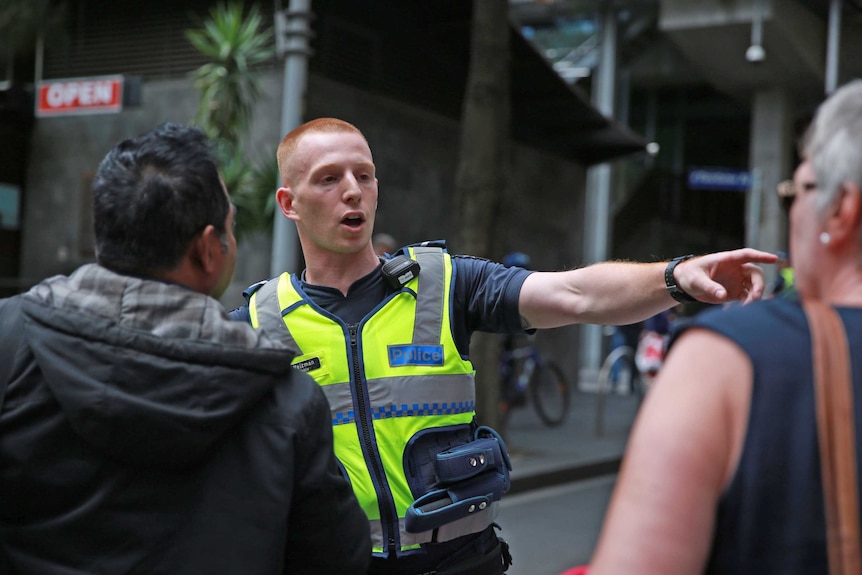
[[0, 264, 370, 574]]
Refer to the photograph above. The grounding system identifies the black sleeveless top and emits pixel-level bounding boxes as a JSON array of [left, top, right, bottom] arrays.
[[680, 298, 862, 574]]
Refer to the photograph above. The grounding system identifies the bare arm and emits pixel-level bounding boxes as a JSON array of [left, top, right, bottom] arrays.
[[518, 248, 777, 329], [588, 328, 752, 575]]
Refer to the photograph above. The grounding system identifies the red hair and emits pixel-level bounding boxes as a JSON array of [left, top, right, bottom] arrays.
[[276, 118, 367, 186]]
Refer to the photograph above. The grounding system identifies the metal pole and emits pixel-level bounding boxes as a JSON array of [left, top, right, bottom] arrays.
[[826, 0, 842, 95], [580, 4, 617, 390], [750, 0, 763, 48], [645, 87, 658, 167], [270, 0, 313, 277], [34, 30, 44, 83], [746, 168, 762, 249]]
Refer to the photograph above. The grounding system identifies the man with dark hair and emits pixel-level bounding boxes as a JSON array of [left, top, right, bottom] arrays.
[[92, 122, 233, 279], [0, 123, 370, 574]]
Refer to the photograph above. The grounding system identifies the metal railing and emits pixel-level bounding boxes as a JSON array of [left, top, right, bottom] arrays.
[[594, 344, 635, 437]]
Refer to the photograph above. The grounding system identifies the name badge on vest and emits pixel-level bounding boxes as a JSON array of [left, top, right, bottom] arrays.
[[293, 356, 322, 373], [388, 344, 444, 367]]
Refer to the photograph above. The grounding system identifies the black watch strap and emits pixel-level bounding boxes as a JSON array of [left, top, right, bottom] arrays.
[[665, 255, 697, 303]]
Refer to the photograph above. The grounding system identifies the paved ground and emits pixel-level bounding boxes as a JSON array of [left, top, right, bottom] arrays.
[[500, 476, 616, 575], [504, 387, 643, 494]]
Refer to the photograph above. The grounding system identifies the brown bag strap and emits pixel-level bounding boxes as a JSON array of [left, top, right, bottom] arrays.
[[803, 300, 861, 575]]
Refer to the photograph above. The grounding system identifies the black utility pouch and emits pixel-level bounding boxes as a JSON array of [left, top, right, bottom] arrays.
[[404, 426, 512, 533], [403, 424, 475, 498]]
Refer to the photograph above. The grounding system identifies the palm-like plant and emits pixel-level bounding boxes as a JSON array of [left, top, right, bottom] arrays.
[[220, 145, 279, 238], [187, 2, 277, 241], [186, 2, 274, 143]]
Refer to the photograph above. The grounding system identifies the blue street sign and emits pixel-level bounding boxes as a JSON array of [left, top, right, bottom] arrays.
[[687, 167, 753, 192]]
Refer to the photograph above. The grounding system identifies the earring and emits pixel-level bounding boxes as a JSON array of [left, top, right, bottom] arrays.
[[820, 232, 831, 245]]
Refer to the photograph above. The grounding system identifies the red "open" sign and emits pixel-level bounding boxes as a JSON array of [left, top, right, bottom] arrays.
[[36, 76, 124, 117]]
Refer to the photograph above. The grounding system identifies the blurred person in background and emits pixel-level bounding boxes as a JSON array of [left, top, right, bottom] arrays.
[[608, 321, 644, 394], [771, 176, 799, 299], [373, 232, 398, 256], [768, 249, 795, 297]]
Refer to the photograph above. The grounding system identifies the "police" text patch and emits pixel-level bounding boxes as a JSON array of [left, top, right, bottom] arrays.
[[388, 345, 444, 366]]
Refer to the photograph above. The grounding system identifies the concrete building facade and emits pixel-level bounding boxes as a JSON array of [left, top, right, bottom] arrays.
[[2, 0, 650, 386], [5, 0, 859, 383]]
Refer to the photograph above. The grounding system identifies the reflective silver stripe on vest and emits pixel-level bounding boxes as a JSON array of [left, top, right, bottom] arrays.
[[254, 277, 302, 356], [322, 373, 475, 426], [368, 502, 499, 550], [411, 247, 445, 345]]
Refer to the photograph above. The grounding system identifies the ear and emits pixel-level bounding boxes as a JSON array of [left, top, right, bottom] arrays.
[[826, 182, 862, 249], [195, 224, 225, 278], [276, 187, 298, 222]]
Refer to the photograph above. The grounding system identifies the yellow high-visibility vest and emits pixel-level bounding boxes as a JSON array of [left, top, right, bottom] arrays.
[[249, 246, 494, 556]]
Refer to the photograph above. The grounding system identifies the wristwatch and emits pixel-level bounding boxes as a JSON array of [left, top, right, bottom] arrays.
[[664, 255, 697, 303]]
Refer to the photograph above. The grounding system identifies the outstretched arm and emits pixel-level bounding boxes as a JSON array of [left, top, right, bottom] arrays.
[[518, 248, 777, 329]]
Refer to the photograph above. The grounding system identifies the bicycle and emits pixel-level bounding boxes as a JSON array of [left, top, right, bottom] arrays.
[[498, 336, 570, 427], [594, 338, 655, 436]]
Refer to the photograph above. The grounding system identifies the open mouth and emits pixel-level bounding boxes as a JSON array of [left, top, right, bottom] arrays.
[[342, 215, 364, 228]]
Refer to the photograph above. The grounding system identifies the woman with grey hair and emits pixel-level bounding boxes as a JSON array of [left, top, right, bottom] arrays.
[[588, 79, 862, 574]]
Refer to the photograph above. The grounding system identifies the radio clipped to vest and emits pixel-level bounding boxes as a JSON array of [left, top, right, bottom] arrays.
[[381, 255, 421, 290], [404, 426, 512, 533]]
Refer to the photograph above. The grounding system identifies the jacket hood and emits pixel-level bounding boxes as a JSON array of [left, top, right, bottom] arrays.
[[21, 264, 296, 471]]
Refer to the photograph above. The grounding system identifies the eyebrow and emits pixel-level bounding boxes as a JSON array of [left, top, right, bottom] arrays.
[[310, 160, 375, 174]]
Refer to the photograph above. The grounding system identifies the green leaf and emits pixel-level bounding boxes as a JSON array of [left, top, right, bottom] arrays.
[[187, 1, 276, 242]]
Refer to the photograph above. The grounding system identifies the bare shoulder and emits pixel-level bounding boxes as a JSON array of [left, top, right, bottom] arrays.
[[589, 328, 752, 574], [637, 327, 753, 491]]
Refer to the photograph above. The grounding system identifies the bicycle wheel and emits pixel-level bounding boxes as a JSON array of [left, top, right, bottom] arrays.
[[529, 360, 570, 427]]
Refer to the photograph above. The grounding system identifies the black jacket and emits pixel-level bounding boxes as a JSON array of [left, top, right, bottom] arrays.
[[0, 264, 370, 574]]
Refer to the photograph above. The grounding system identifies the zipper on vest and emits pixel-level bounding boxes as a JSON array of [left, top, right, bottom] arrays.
[[350, 324, 399, 556]]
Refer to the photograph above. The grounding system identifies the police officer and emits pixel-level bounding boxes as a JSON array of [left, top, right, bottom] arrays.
[[230, 117, 777, 575]]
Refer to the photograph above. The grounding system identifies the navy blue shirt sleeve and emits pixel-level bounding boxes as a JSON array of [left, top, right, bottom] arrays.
[[228, 306, 251, 324], [450, 255, 533, 354], [227, 279, 271, 324]]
